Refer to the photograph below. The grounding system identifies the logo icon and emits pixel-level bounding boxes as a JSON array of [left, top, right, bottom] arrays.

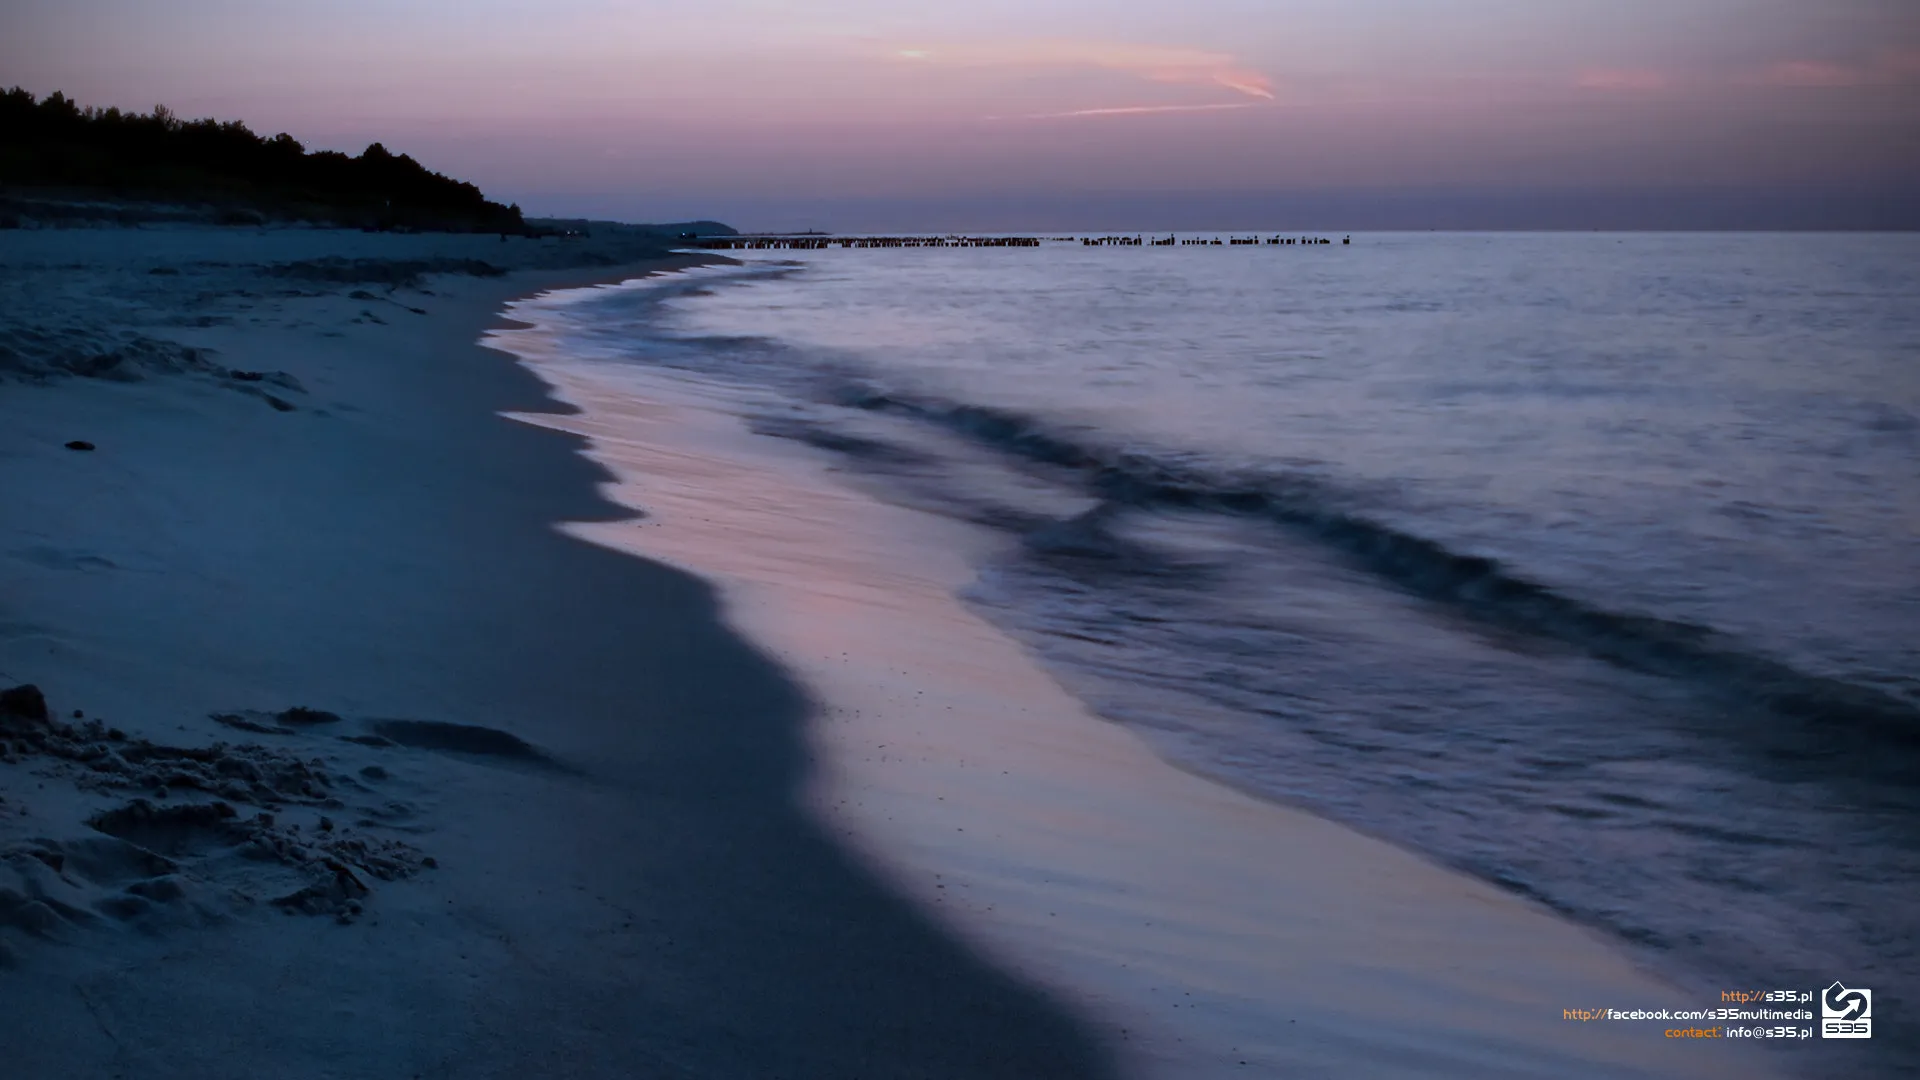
[[1822, 982, 1872, 1039]]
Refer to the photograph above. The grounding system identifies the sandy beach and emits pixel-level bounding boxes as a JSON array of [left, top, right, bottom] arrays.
[[0, 226, 1112, 1078], [1, 226, 1799, 1078]]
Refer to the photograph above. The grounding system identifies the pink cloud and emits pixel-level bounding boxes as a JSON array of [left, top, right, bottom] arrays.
[[1576, 69, 1669, 92], [1759, 48, 1920, 88], [889, 41, 1277, 102], [1025, 102, 1260, 119], [1764, 60, 1864, 87], [1569, 46, 1920, 97]]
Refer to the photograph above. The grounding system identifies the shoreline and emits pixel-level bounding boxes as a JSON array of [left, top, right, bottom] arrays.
[[0, 228, 1818, 1078], [490, 273, 1797, 1079], [0, 228, 1115, 1078]]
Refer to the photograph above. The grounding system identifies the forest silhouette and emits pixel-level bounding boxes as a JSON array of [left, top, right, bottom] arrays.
[[0, 88, 524, 232]]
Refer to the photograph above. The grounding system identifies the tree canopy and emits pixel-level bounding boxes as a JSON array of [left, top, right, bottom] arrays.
[[0, 88, 524, 232]]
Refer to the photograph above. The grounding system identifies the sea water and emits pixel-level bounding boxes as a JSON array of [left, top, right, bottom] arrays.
[[530, 232, 1919, 1025]]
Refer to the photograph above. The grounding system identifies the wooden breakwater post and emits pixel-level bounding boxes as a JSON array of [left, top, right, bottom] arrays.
[[684, 234, 1353, 250], [690, 235, 1044, 250]]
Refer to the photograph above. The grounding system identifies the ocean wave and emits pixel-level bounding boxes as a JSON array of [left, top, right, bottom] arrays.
[[570, 273, 1920, 755], [551, 244, 1920, 1067], [827, 387, 1920, 754]]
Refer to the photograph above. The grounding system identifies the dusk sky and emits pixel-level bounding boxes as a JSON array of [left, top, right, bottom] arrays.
[[7, 0, 1919, 229]]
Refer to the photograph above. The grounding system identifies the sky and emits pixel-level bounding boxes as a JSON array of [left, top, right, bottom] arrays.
[[5, 0, 1919, 229]]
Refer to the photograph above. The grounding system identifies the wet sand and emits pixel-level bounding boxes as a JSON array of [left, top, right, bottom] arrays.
[[493, 276, 1799, 1079]]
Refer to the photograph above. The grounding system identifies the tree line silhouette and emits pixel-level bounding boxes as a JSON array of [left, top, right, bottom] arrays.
[[0, 88, 524, 232]]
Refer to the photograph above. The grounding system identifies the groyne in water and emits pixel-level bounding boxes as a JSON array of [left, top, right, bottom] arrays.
[[688, 234, 1351, 250]]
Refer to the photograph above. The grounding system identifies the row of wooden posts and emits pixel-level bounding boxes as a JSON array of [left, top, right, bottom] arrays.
[[689, 234, 1351, 250], [1086, 235, 1347, 246], [690, 236, 1043, 249]]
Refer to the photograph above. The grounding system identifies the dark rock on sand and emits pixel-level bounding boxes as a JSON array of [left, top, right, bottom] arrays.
[[0, 684, 49, 723], [64, 440, 94, 451]]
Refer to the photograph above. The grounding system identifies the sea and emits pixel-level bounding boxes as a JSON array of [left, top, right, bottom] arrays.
[[522, 232, 1919, 1050]]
